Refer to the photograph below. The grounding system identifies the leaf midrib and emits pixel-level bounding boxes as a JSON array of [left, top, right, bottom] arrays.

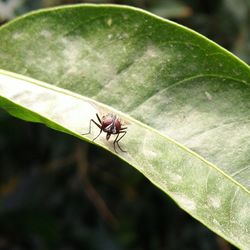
[[128, 73, 249, 113], [0, 68, 249, 197]]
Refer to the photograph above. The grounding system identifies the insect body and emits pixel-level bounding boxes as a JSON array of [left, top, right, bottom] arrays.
[[82, 113, 127, 153]]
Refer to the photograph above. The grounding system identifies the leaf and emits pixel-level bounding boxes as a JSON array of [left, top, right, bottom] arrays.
[[0, 4, 250, 248]]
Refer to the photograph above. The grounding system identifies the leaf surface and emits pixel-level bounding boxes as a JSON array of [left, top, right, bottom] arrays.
[[0, 5, 250, 248]]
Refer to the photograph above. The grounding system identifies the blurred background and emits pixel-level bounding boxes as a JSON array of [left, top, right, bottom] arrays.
[[0, 0, 249, 249]]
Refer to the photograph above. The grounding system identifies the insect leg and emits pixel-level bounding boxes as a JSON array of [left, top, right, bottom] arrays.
[[96, 113, 102, 123], [91, 116, 103, 141], [92, 129, 102, 141], [114, 131, 127, 153], [119, 127, 127, 131], [82, 119, 101, 135]]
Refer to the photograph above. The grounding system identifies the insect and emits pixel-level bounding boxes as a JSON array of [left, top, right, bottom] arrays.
[[82, 113, 127, 153]]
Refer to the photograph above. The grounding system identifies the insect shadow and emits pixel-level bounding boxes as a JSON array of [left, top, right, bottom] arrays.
[[82, 113, 127, 153]]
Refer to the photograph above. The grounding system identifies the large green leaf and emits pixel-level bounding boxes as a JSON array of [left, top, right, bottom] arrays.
[[0, 4, 250, 248]]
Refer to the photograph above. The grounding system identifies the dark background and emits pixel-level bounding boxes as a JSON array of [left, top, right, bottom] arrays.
[[0, 0, 249, 249]]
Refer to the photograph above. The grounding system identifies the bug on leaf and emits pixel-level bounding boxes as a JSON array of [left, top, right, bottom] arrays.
[[82, 113, 127, 153]]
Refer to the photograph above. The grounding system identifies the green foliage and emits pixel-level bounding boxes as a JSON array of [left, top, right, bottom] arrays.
[[0, 4, 250, 249]]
